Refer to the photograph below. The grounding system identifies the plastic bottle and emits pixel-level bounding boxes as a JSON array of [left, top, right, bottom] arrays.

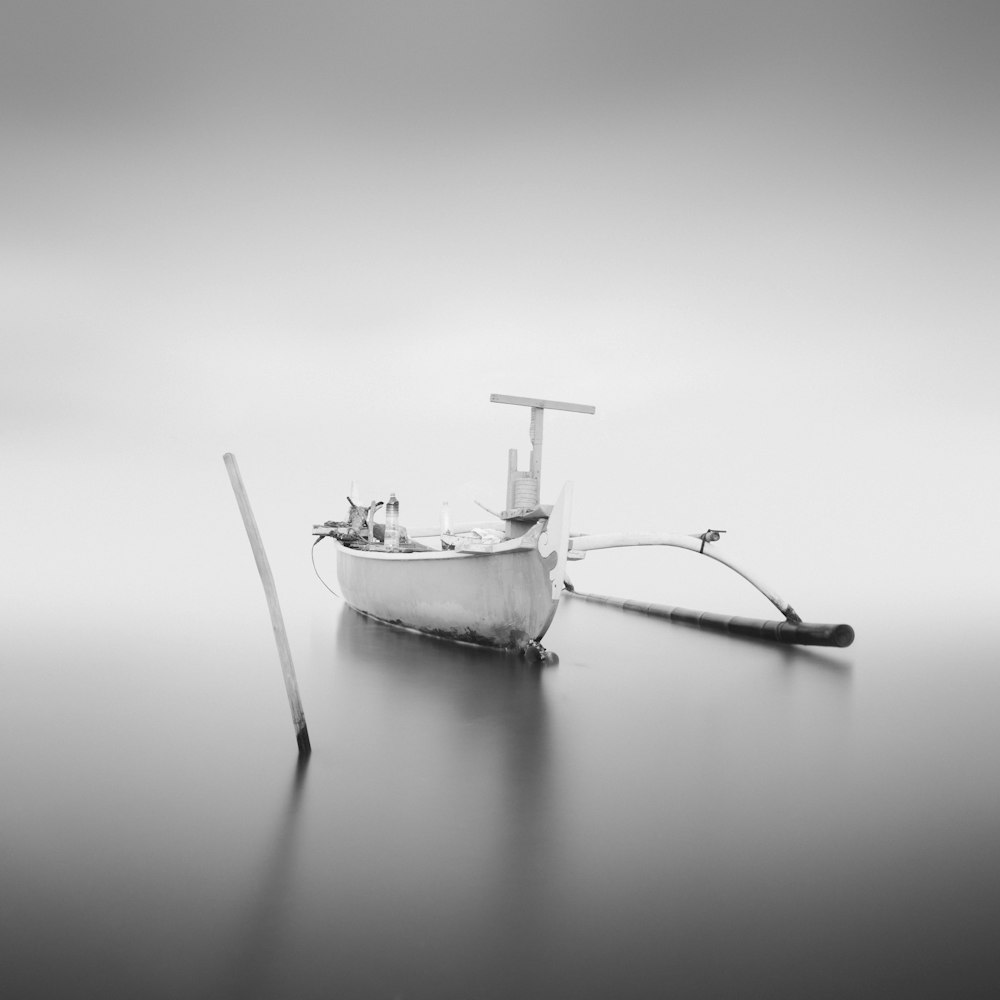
[[384, 492, 400, 550], [440, 500, 451, 537]]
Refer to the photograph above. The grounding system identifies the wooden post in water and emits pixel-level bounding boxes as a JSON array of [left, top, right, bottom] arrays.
[[223, 453, 312, 756]]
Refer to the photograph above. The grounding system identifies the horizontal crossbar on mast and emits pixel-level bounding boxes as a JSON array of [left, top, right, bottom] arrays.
[[490, 393, 596, 415]]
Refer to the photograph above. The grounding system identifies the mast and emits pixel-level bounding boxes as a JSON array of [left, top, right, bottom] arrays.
[[490, 394, 595, 516]]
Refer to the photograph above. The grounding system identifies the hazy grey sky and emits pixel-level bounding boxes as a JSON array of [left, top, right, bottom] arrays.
[[5, 17, 999, 994], [4, 2, 998, 125], [3, 2, 998, 626]]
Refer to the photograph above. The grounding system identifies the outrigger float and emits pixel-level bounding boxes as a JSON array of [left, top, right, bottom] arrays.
[[313, 394, 854, 656]]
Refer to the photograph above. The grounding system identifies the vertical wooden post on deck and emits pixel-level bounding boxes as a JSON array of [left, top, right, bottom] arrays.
[[492, 394, 595, 514], [506, 448, 519, 512], [529, 406, 544, 497]]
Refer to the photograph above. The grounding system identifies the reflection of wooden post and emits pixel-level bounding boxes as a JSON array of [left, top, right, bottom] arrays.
[[224, 453, 312, 756]]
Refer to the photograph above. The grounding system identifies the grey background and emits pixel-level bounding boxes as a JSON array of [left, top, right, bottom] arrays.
[[3, 3, 999, 997]]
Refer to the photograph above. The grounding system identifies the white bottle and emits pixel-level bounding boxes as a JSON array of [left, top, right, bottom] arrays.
[[440, 500, 451, 537], [384, 492, 400, 550]]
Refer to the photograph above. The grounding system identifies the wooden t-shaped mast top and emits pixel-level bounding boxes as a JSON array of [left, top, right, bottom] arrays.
[[491, 394, 595, 513], [490, 394, 597, 416]]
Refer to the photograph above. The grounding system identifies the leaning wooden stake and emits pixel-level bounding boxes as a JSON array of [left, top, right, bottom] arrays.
[[224, 453, 312, 755]]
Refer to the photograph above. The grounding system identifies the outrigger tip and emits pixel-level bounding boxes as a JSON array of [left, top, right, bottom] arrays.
[[830, 624, 855, 648]]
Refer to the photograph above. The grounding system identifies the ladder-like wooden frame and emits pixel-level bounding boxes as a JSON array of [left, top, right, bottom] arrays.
[[490, 394, 595, 514]]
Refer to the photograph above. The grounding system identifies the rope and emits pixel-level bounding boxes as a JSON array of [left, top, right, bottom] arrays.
[[311, 536, 341, 599], [513, 477, 539, 509]]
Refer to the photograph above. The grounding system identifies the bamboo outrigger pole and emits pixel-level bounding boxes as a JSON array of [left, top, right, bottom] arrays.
[[565, 586, 855, 647], [565, 532, 854, 648], [224, 453, 312, 756]]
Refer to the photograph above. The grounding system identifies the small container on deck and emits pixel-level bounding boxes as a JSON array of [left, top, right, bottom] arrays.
[[384, 492, 400, 550]]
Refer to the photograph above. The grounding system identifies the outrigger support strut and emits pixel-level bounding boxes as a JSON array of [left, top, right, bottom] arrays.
[[568, 531, 801, 622], [565, 531, 854, 647]]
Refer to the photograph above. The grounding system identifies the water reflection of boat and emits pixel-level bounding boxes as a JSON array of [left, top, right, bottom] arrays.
[[331, 605, 556, 992], [314, 394, 854, 655]]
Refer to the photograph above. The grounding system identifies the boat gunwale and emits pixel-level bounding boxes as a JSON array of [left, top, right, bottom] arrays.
[[330, 538, 538, 562]]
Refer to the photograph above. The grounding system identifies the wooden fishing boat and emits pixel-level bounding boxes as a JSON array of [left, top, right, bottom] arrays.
[[313, 394, 854, 654]]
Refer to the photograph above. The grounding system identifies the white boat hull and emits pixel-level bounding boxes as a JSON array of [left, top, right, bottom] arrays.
[[335, 543, 559, 650]]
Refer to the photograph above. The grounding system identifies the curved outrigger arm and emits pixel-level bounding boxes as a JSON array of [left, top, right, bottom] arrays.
[[565, 531, 855, 648], [567, 531, 801, 622]]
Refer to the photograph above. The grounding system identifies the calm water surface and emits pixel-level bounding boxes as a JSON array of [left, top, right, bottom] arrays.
[[3, 582, 999, 998]]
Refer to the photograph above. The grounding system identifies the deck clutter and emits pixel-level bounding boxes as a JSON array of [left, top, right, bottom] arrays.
[[314, 394, 854, 655]]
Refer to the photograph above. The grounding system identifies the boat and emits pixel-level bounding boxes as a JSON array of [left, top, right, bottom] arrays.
[[313, 394, 854, 655]]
